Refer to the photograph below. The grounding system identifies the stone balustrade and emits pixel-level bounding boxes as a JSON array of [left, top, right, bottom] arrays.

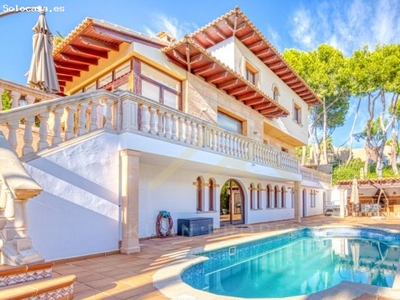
[[0, 88, 330, 182], [0, 132, 44, 265], [0, 78, 58, 110], [0, 89, 118, 156], [120, 91, 300, 174], [300, 166, 332, 183]]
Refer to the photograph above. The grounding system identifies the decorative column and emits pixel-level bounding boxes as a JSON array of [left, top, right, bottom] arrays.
[[0, 87, 4, 110], [294, 181, 302, 223], [120, 149, 141, 254], [339, 189, 346, 218], [10, 91, 21, 108]]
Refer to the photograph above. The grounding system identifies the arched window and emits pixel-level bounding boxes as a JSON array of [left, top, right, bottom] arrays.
[[257, 183, 262, 209], [272, 84, 280, 102], [209, 178, 216, 211], [266, 184, 272, 208], [250, 183, 255, 209], [281, 186, 286, 208], [196, 176, 204, 211], [274, 185, 279, 208]]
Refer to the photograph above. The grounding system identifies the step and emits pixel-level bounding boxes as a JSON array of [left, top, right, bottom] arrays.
[[0, 262, 53, 287], [0, 274, 76, 300]]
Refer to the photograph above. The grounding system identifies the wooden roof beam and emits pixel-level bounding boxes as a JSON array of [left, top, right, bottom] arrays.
[[269, 61, 285, 70], [193, 63, 217, 76], [212, 26, 227, 39], [260, 107, 280, 115], [297, 90, 310, 97], [280, 73, 296, 80], [56, 67, 80, 77], [190, 53, 204, 64], [302, 94, 315, 100], [255, 48, 273, 57], [58, 81, 66, 87], [237, 92, 258, 101], [286, 77, 299, 85], [247, 98, 267, 106], [80, 35, 119, 51], [92, 25, 134, 43], [289, 82, 304, 89], [240, 31, 256, 43], [229, 85, 250, 96], [172, 49, 187, 66], [57, 75, 73, 82], [263, 55, 277, 63], [293, 86, 307, 93], [224, 19, 235, 33], [60, 53, 98, 65], [217, 78, 239, 89], [55, 61, 89, 71], [70, 45, 108, 59], [266, 111, 285, 118], [276, 68, 291, 75], [207, 71, 228, 83], [248, 40, 264, 50], [201, 32, 216, 45], [185, 44, 191, 73], [253, 102, 273, 110]]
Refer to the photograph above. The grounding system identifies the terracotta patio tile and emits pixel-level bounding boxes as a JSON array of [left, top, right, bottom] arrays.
[[78, 273, 108, 284]]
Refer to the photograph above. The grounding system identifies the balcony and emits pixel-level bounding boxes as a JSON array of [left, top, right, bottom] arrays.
[[0, 78, 59, 109], [0, 82, 331, 184]]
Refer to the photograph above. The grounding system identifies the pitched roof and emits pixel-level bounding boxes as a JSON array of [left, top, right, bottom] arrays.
[[52, 18, 167, 92], [163, 37, 289, 118], [180, 7, 322, 106]]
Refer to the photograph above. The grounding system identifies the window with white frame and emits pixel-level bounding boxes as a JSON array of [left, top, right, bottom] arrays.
[[141, 62, 181, 110]]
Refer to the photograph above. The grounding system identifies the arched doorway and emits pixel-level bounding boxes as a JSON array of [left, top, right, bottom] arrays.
[[220, 179, 245, 225]]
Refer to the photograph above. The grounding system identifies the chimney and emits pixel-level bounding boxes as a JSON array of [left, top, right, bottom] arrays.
[[156, 31, 175, 43]]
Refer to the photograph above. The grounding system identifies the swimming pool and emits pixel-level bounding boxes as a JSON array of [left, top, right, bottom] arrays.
[[181, 227, 400, 298]]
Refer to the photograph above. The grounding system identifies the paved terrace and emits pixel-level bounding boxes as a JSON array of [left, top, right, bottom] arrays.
[[51, 215, 400, 300]]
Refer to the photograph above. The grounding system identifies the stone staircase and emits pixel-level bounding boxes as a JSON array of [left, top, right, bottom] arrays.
[[0, 262, 76, 299]]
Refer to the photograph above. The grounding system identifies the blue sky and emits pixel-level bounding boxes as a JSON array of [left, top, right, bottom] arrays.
[[1, 0, 399, 147]]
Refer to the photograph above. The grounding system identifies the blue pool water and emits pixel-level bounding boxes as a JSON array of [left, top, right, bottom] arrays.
[[182, 228, 400, 298]]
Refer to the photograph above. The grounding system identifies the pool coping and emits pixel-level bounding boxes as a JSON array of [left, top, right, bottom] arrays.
[[153, 225, 400, 300]]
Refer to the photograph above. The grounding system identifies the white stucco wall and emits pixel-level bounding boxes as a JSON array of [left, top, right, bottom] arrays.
[[208, 37, 236, 70], [25, 133, 120, 261], [137, 163, 297, 238], [233, 38, 309, 145]]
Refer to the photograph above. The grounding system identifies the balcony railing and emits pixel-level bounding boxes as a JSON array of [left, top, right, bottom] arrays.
[[0, 79, 58, 110], [300, 166, 332, 184], [0, 131, 44, 265], [0, 88, 331, 182]]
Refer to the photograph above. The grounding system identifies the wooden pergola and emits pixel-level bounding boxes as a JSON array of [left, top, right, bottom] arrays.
[[338, 178, 400, 215]]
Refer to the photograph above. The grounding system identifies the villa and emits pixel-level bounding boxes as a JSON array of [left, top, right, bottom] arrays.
[[0, 7, 332, 268]]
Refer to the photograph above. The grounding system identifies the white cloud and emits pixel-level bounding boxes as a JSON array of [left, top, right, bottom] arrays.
[[266, 26, 282, 51], [290, 8, 317, 49], [289, 0, 400, 55], [143, 12, 196, 40]]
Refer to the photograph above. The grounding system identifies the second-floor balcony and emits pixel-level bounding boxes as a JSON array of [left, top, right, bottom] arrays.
[[0, 80, 331, 185]]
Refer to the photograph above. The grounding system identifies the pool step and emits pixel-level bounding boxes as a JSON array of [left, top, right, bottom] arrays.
[[0, 274, 76, 299], [0, 261, 76, 299], [0, 262, 53, 287]]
